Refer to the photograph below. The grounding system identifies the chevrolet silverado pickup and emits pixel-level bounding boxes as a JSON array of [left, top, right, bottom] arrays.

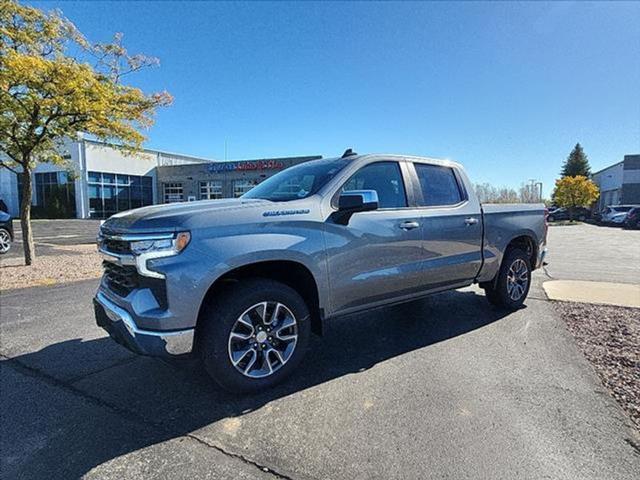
[[94, 152, 547, 392]]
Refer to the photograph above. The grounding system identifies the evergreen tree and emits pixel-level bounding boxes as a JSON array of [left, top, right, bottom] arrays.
[[561, 143, 591, 177]]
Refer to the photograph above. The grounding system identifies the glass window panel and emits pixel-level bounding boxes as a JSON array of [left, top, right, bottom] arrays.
[[116, 186, 129, 210], [88, 171, 101, 183], [342, 162, 407, 209], [414, 164, 463, 206], [200, 181, 223, 199], [102, 173, 115, 184], [142, 187, 153, 205], [103, 186, 115, 211], [89, 186, 102, 210], [116, 174, 129, 185], [37, 184, 45, 206], [130, 186, 142, 200], [163, 183, 183, 203]]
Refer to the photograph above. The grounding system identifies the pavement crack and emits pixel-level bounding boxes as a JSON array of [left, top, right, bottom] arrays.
[[0, 354, 297, 480], [185, 434, 296, 480], [542, 264, 554, 280], [624, 438, 640, 456], [66, 355, 140, 384]]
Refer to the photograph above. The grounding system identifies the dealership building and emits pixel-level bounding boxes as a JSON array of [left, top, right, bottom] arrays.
[[592, 154, 640, 210], [0, 136, 320, 219], [156, 155, 321, 202]]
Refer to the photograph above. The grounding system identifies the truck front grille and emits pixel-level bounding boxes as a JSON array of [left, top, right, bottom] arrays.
[[103, 261, 138, 297], [101, 260, 168, 310], [102, 238, 131, 255]]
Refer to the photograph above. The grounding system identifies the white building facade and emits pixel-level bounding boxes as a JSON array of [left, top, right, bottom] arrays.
[[592, 154, 640, 210], [0, 137, 214, 219]]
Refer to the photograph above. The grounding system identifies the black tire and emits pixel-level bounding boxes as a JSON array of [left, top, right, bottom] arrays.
[[483, 248, 531, 310], [198, 278, 311, 393], [547, 215, 555, 222]]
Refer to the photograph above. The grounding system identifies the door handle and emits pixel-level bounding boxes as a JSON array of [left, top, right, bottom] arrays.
[[464, 217, 479, 226], [399, 221, 420, 230]]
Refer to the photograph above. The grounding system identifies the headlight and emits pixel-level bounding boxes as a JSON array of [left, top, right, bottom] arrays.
[[131, 232, 191, 256]]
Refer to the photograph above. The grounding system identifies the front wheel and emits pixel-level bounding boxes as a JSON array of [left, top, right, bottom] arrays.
[[198, 278, 311, 393], [0, 228, 11, 254], [483, 248, 531, 310]]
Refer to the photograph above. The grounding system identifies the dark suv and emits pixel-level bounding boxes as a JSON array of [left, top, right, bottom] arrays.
[[547, 207, 590, 222], [623, 207, 640, 229]]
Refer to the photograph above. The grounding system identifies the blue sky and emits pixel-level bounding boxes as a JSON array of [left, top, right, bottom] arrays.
[[32, 1, 640, 197]]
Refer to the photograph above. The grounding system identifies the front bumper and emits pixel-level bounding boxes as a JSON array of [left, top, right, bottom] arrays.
[[94, 291, 194, 357]]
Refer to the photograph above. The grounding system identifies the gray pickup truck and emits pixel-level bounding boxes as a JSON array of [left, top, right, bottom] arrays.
[[95, 152, 547, 392]]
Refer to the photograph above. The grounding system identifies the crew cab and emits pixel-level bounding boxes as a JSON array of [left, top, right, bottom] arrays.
[[94, 152, 547, 392]]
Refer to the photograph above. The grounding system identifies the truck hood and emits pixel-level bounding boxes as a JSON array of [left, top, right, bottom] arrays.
[[100, 198, 274, 234]]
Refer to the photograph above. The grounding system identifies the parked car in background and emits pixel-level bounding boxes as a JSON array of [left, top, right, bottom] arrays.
[[547, 207, 590, 222], [94, 152, 547, 392], [0, 211, 14, 254], [623, 207, 640, 229], [600, 205, 635, 225]]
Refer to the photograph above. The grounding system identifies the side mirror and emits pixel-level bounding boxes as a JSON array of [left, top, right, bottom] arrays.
[[332, 190, 379, 225]]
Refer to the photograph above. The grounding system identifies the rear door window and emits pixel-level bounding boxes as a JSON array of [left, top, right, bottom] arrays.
[[414, 163, 463, 206]]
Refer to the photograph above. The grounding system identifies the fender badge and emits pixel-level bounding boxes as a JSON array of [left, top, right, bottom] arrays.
[[262, 209, 310, 217]]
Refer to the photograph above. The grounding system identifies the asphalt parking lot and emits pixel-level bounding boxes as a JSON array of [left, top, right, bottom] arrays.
[[545, 222, 640, 284], [1, 223, 639, 479], [3, 219, 101, 260]]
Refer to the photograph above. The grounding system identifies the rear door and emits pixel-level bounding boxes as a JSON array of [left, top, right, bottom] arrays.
[[408, 161, 483, 288]]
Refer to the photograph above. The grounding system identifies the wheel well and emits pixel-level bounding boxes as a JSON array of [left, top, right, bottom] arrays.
[[506, 235, 537, 268], [198, 261, 323, 336]]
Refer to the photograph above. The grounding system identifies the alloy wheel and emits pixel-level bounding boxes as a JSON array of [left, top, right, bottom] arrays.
[[506, 258, 529, 301], [0, 230, 10, 253], [228, 301, 298, 378]]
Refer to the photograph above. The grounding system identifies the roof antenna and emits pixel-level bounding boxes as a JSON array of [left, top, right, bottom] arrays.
[[341, 148, 357, 158]]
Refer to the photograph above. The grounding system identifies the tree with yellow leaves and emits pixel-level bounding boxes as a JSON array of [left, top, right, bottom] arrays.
[[0, 0, 172, 264], [553, 176, 599, 222]]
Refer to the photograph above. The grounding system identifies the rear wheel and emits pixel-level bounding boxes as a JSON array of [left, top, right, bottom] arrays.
[[198, 278, 311, 393], [0, 228, 11, 254], [483, 248, 531, 310]]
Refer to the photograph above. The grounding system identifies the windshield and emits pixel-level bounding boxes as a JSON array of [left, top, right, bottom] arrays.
[[242, 158, 350, 202], [613, 206, 633, 212]]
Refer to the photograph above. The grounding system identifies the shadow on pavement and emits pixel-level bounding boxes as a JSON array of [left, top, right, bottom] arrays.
[[4, 289, 516, 478]]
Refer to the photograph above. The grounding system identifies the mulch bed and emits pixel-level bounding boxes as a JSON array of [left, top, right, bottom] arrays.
[[0, 244, 101, 291], [555, 301, 639, 430]]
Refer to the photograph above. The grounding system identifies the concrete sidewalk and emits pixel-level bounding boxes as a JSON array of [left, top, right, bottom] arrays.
[[544, 280, 640, 308]]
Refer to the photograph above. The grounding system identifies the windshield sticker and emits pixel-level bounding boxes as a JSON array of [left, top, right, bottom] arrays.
[[263, 209, 311, 217]]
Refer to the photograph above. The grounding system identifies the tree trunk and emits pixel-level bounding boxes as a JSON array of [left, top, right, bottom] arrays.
[[568, 206, 574, 223], [19, 167, 35, 265]]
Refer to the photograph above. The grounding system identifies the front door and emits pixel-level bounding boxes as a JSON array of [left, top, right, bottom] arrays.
[[325, 161, 425, 314]]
